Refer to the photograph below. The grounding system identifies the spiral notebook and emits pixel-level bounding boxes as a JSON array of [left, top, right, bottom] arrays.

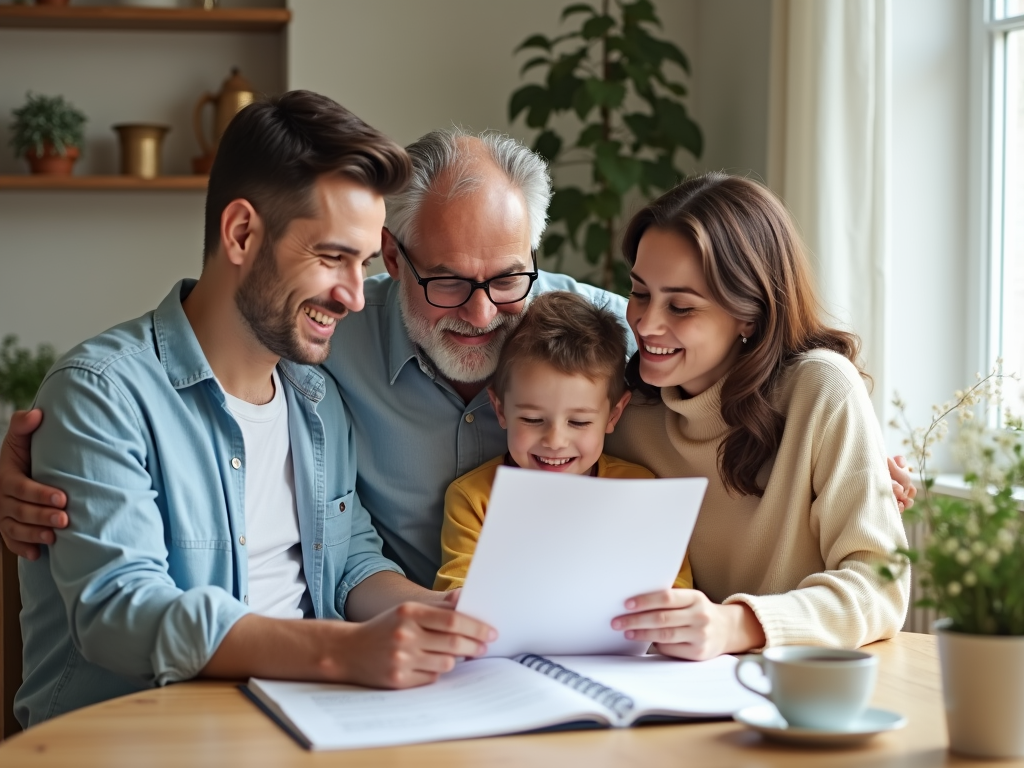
[[244, 653, 764, 751]]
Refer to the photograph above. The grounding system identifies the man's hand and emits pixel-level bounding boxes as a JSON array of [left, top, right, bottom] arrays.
[[1, 409, 68, 559], [201, 602, 496, 690], [889, 455, 917, 513], [612, 589, 765, 661], [341, 601, 494, 688]]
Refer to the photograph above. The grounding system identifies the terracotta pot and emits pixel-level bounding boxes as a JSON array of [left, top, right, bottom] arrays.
[[937, 619, 1024, 758], [25, 144, 80, 175]]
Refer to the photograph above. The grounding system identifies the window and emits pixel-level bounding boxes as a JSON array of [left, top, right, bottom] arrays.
[[987, 1, 1024, 408]]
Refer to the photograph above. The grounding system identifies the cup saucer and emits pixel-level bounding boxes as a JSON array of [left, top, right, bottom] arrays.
[[733, 704, 907, 747]]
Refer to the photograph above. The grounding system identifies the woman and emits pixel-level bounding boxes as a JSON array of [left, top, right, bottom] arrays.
[[605, 173, 910, 659]]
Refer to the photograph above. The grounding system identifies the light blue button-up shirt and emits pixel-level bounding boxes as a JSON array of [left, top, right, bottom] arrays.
[[16, 280, 401, 728], [322, 272, 629, 587]]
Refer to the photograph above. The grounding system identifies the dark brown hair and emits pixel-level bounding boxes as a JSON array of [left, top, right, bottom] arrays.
[[622, 172, 862, 497], [203, 90, 411, 264], [491, 291, 628, 405]]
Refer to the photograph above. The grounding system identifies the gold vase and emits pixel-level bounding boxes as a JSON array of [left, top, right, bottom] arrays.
[[114, 124, 170, 179]]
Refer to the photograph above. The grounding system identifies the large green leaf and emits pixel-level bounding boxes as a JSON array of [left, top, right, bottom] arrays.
[[519, 56, 551, 76], [594, 142, 643, 194], [533, 129, 562, 162], [589, 188, 621, 219], [509, 84, 548, 122], [549, 73, 585, 111], [561, 3, 596, 21], [543, 232, 566, 257], [549, 186, 589, 245], [655, 99, 703, 157], [515, 34, 552, 53], [527, 96, 553, 128], [584, 78, 626, 109], [572, 86, 596, 121], [641, 156, 681, 192], [576, 122, 604, 147], [622, 0, 659, 27], [582, 15, 616, 40], [584, 222, 611, 265], [622, 112, 656, 145]]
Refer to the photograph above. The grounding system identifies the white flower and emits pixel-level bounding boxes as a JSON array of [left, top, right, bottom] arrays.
[[971, 540, 987, 555], [947, 581, 963, 597], [963, 571, 978, 586], [943, 538, 960, 554], [956, 549, 972, 565], [986, 549, 1001, 564]]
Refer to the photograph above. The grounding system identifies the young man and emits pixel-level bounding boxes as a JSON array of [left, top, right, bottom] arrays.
[[13, 92, 493, 728]]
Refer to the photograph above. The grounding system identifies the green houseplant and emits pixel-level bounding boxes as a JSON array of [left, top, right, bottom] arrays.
[[10, 92, 86, 175], [886, 368, 1024, 757], [0, 335, 57, 414], [508, 0, 701, 294]]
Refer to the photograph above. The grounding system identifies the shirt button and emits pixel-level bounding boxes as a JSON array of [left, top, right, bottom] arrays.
[[239, 535, 246, 545], [313, 542, 323, 551], [338, 501, 346, 512], [243, 595, 249, 605], [231, 457, 241, 470], [465, 413, 475, 424]]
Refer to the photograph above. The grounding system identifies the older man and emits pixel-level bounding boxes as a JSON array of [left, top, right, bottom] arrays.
[[0, 128, 915, 590]]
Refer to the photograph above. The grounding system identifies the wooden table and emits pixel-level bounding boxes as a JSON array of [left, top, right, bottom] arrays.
[[0, 632, 1017, 767]]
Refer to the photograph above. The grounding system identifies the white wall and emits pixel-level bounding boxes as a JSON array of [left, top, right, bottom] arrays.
[[0, 0, 770, 357], [887, 0, 972, 463], [0, 5, 284, 354]]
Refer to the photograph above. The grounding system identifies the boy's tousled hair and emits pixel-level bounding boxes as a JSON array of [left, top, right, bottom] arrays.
[[491, 291, 628, 404]]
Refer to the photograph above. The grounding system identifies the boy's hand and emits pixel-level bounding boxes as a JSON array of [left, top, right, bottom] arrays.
[[889, 455, 917, 513], [612, 589, 765, 661]]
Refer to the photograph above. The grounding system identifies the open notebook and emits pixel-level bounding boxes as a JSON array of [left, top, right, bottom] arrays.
[[245, 653, 765, 751]]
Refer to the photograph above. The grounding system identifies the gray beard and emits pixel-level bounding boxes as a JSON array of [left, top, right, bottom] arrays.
[[398, 281, 526, 384]]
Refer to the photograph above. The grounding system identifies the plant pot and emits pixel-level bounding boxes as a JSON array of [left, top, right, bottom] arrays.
[[937, 619, 1024, 758], [25, 144, 80, 175]]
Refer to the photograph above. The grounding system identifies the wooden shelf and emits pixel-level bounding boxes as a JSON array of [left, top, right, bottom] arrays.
[[0, 6, 290, 32], [0, 175, 208, 191]]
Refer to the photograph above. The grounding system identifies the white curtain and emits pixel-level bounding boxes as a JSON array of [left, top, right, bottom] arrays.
[[767, 0, 892, 417]]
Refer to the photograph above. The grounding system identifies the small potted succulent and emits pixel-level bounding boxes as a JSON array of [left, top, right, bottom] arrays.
[[884, 367, 1024, 758], [9, 92, 86, 175]]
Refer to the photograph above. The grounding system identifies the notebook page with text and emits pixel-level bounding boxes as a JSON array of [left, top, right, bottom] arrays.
[[458, 468, 707, 657], [247, 659, 614, 751], [545, 655, 765, 723]]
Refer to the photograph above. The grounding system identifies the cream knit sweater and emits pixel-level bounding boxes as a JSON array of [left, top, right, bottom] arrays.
[[606, 349, 910, 649]]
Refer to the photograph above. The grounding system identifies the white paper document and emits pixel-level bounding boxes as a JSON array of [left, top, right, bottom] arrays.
[[456, 467, 708, 657]]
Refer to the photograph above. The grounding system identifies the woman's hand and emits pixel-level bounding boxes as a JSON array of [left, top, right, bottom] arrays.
[[612, 589, 766, 661]]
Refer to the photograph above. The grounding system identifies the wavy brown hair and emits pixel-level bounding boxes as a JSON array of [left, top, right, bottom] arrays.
[[622, 172, 863, 497]]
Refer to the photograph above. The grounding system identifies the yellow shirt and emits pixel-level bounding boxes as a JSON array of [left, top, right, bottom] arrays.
[[434, 453, 693, 592]]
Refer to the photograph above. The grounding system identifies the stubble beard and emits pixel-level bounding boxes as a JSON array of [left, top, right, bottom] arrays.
[[398, 279, 527, 384], [235, 238, 332, 366]]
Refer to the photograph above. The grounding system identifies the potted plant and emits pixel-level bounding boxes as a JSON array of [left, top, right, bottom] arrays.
[[0, 335, 57, 434], [885, 368, 1024, 758], [9, 92, 86, 175], [508, 0, 701, 294]]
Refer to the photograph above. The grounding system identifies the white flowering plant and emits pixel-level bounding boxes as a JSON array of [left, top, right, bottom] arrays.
[[884, 368, 1024, 635]]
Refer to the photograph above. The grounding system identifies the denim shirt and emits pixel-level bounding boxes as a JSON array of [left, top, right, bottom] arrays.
[[16, 280, 401, 728], [322, 272, 630, 587]]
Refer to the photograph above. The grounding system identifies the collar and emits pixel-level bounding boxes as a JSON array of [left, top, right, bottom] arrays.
[[383, 278, 437, 385], [153, 278, 325, 403], [660, 377, 730, 442]]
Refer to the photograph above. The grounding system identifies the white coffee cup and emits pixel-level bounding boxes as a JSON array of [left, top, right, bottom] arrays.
[[734, 646, 878, 730]]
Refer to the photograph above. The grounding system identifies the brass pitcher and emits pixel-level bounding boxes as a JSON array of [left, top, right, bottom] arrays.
[[193, 67, 255, 156]]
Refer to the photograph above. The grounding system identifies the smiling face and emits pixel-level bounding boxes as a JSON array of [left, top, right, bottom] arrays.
[[236, 174, 385, 365], [386, 159, 533, 384], [626, 227, 754, 395], [489, 361, 629, 475]]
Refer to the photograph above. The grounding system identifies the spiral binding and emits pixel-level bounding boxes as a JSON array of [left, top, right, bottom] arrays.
[[516, 654, 635, 720]]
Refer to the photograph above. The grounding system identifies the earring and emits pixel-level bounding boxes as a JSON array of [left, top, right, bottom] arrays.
[[741, 336, 748, 344]]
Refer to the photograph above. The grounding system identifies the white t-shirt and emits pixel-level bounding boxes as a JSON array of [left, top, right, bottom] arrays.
[[222, 370, 311, 619]]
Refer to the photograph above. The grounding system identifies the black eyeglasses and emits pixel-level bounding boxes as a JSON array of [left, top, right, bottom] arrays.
[[395, 239, 538, 309]]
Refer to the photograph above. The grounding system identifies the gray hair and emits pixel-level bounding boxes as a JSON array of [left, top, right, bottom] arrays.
[[386, 127, 551, 250]]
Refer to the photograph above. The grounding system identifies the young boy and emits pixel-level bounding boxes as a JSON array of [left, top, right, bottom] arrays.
[[433, 291, 693, 592]]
